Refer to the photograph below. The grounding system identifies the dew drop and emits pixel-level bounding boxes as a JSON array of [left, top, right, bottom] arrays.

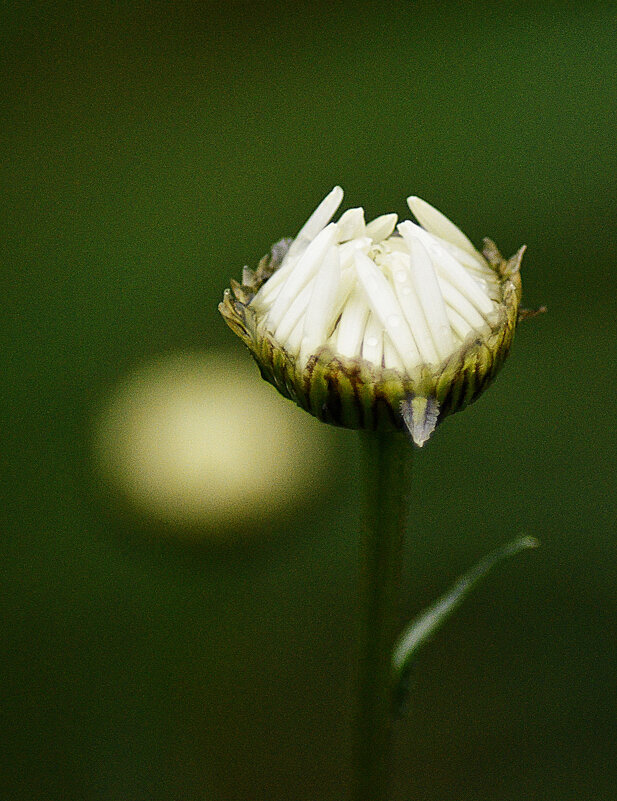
[[387, 314, 401, 329], [366, 336, 378, 347]]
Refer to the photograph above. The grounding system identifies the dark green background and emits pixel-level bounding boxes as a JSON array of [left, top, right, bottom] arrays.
[[3, 1, 617, 799]]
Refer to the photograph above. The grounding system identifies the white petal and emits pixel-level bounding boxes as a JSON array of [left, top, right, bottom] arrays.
[[380, 236, 408, 253], [468, 272, 500, 302], [336, 207, 366, 242], [425, 237, 495, 317], [386, 251, 440, 366], [260, 234, 372, 311], [365, 213, 398, 243], [462, 265, 501, 301], [296, 186, 344, 243], [283, 186, 344, 266], [354, 251, 421, 369], [407, 195, 479, 258], [299, 265, 354, 370], [425, 230, 488, 271], [398, 223, 455, 361], [273, 277, 314, 344], [445, 306, 473, 341], [402, 221, 494, 317], [302, 247, 341, 351], [286, 317, 305, 357], [250, 263, 290, 309], [438, 277, 487, 331], [334, 268, 355, 317], [338, 237, 372, 268], [251, 249, 304, 308], [362, 313, 383, 366], [267, 223, 338, 330], [383, 334, 405, 370], [335, 288, 370, 359]]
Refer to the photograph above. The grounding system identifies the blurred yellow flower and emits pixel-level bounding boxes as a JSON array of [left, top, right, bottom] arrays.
[[92, 350, 333, 534]]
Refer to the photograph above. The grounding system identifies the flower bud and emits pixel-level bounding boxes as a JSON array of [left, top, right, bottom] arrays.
[[219, 188, 527, 446]]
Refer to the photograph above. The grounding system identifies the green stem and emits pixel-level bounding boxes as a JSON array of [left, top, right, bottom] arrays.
[[354, 430, 412, 801]]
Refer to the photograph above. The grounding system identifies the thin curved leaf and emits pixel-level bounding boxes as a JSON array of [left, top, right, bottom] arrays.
[[392, 535, 539, 711]]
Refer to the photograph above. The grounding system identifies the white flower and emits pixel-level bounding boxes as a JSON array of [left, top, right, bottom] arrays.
[[250, 187, 501, 373], [220, 186, 526, 445]]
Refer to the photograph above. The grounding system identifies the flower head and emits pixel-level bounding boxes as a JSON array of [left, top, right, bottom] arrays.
[[220, 187, 526, 445]]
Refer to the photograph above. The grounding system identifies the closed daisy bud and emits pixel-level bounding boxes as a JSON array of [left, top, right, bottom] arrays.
[[219, 187, 529, 446]]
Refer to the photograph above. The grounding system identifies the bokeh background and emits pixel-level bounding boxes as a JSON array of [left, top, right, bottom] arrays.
[[3, 1, 617, 799]]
